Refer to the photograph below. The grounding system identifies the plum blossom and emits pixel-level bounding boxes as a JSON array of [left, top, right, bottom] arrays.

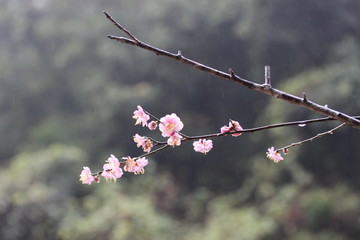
[[167, 132, 182, 146], [148, 121, 158, 130], [79, 167, 95, 185], [133, 134, 146, 147], [193, 139, 213, 154], [266, 147, 284, 163], [133, 134, 153, 152], [133, 105, 150, 127], [123, 156, 148, 174], [102, 154, 123, 182], [220, 120, 243, 137], [159, 113, 184, 137]]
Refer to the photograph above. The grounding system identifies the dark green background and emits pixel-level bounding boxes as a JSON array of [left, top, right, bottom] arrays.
[[1, 0, 360, 239]]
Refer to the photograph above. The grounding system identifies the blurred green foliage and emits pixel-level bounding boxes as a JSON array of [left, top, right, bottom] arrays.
[[0, 0, 360, 239]]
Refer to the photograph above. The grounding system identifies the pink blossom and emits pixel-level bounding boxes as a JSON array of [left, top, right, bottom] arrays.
[[266, 147, 284, 163], [79, 167, 95, 185], [220, 120, 243, 137], [167, 132, 182, 146], [193, 139, 213, 154], [133, 134, 153, 153], [148, 121, 158, 130], [123, 156, 148, 174], [135, 157, 148, 173], [159, 113, 184, 137], [220, 125, 230, 134], [143, 139, 153, 152], [101, 154, 123, 182], [133, 105, 150, 127], [134, 134, 146, 147]]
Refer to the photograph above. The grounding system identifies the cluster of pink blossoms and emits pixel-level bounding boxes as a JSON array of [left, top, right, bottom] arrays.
[[80, 106, 284, 185], [79, 154, 148, 185], [133, 106, 285, 162], [132, 106, 247, 155], [133, 106, 198, 152]]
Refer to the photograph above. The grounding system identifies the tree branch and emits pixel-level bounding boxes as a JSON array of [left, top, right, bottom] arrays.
[[103, 11, 360, 129], [276, 122, 346, 153], [136, 111, 360, 147]]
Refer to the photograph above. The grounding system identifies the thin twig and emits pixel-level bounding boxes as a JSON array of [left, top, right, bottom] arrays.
[[103, 11, 140, 43], [181, 116, 358, 141], [103, 12, 360, 129], [126, 116, 351, 164], [91, 114, 354, 176], [136, 144, 170, 159], [276, 122, 346, 153], [140, 115, 360, 145], [144, 110, 161, 122], [302, 92, 307, 102], [264, 65, 271, 86]]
